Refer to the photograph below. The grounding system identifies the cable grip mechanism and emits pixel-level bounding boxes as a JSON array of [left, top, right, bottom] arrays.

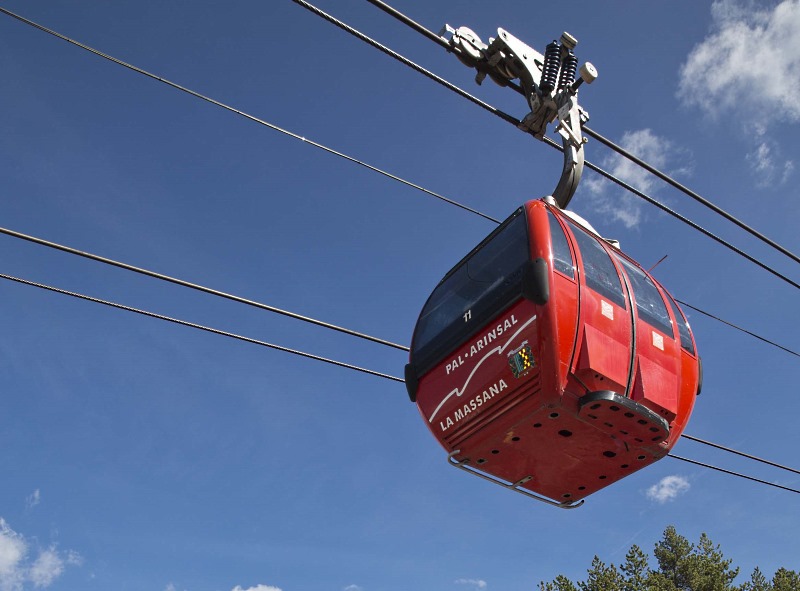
[[443, 25, 598, 209]]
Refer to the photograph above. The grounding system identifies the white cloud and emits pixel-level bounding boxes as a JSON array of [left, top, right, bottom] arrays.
[[746, 137, 795, 186], [343, 585, 363, 591], [24, 490, 41, 511], [28, 549, 63, 588], [646, 475, 691, 503], [584, 129, 686, 228], [455, 578, 488, 590], [64, 550, 83, 567], [232, 586, 283, 591], [0, 519, 80, 591], [0, 519, 27, 591], [679, 0, 800, 122], [679, 0, 798, 184]]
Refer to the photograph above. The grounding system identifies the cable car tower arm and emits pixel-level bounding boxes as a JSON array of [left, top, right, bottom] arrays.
[[443, 25, 597, 209]]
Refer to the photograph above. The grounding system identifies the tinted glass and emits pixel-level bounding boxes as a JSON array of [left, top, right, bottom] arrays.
[[666, 294, 695, 355], [570, 226, 626, 308], [548, 212, 575, 278], [616, 257, 673, 336], [413, 212, 529, 371]]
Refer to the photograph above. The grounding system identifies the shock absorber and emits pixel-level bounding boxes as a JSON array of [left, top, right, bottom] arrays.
[[540, 41, 561, 94], [558, 49, 578, 90]]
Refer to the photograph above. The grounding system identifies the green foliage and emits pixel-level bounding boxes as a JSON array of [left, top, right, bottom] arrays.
[[771, 568, 800, 591], [741, 567, 770, 591], [536, 527, 799, 591], [580, 556, 624, 591], [539, 574, 579, 591], [621, 545, 650, 591]]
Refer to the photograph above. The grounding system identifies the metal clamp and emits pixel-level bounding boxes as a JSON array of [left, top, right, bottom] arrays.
[[443, 25, 598, 209], [447, 451, 585, 509]]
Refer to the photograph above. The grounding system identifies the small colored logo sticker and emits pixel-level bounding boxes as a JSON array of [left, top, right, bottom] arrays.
[[508, 341, 535, 378]]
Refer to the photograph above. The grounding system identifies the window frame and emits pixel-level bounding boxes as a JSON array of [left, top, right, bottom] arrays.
[[567, 221, 627, 309], [614, 254, 675, 338], [411, 208, 531, 375]]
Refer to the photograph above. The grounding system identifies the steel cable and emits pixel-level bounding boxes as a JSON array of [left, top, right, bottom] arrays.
[[0, 225, 410, 352], [290, 0, 800, 291], [0, 272, 405, 382], [361, 0, 800, 268]]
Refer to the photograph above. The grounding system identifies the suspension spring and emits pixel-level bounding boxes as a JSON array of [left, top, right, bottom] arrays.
[[558, 49, 578, 90], [540, 41, 561, 94]]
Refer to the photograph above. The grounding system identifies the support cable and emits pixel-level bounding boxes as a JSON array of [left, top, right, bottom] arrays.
[[677, 299, 800, 358], [291, 0, 800, 292], [0, 225, 410, 352], [2, 269, 797, 495], [565, 138, 800, 291], [287, 0, 520, 126], [680, 434, 800, 476], [361, 0, 800, 267], [2, 4, 796, 298], [365, 0, 451, 50], [0, 6, 498, 225], [0, 272, 405, 382], [668, 454, 800, 495], [583, 126, 800, 266]]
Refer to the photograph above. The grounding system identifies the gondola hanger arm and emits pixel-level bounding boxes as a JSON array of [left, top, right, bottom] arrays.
[[443, 25, 598, 209]]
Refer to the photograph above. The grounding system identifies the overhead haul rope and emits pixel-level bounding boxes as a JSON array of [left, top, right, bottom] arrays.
[[0, 225, 409, 352], [0, 5, 796, 358], [582, 126, 800, 267], [680, 434, 800, 476], [676, 299, 800, 359], [0, 7, 497, 226], [1, 6, 798, 486], [1, 270, 798, 495], [668, 455, 800, 495], [290, 0, 800, 292], [0, 271, 404, 383], [361, 0, 800, 268]]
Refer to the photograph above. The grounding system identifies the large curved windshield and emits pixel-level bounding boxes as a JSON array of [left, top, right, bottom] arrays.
[[412, 211, 529, 374]]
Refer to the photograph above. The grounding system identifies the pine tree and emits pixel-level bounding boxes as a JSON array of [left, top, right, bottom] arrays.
[[536, 526, 797, 591], [621, 545, 650, 591], [741, 567, 771, 591], [580, 556, 624, 591], [652, 526, 694, 590], [539, 574, 580, 591], [772, 568, 800, 591], [683, 532, 739, 590]]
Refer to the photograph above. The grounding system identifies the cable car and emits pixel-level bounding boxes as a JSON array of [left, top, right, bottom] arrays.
[[403, 27, 699, 506], [404, 197, 701, 507]]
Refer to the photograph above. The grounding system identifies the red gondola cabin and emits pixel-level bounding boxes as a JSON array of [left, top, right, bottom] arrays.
[[405, 198, 700, 507]]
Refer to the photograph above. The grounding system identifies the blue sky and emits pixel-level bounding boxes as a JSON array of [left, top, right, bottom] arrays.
[[1, 1, 799, 590]]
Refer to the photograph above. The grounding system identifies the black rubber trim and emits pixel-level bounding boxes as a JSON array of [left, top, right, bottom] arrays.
[[404, 363, 419, 402], [522, 258, 549, 305], [697, 357, 703, 396]]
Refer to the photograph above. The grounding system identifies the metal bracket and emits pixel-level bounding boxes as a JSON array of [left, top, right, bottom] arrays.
[[444, 25, 598, 209], [447, 451, 585, 509]]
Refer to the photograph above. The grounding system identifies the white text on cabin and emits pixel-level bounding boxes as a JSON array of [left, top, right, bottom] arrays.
[[445, 315, 519, 375], [439, 379, 508, 432]]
